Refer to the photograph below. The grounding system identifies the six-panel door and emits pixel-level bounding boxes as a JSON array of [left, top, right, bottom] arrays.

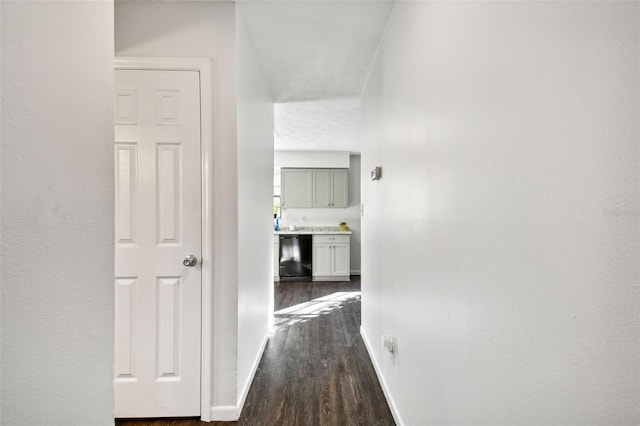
[[114, 69, 202, 418]]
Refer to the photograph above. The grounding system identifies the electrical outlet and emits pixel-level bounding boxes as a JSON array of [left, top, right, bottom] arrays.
[[382, 335, 395, 354], [382, 335, 396, 365]]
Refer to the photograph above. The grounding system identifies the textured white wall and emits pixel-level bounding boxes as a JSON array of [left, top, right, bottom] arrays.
[[1, 2, 115, 425], [115, 2, 239, 410], [360, 2, 639, 425], [236, 10, 275, 414], [279, 155, 361, 273]]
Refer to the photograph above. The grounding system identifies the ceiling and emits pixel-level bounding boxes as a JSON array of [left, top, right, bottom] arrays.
[[274, 97, 361, 153], [238, 0, 394, 153]]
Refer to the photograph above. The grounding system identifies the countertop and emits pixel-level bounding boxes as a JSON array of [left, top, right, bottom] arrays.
[[274, 226, 352, 235]]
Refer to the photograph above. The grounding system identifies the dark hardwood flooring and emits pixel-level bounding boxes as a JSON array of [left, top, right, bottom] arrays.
[[116, 277, 395, 426]]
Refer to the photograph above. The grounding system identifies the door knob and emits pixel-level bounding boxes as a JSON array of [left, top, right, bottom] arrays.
[[183, 255, 197, 267]]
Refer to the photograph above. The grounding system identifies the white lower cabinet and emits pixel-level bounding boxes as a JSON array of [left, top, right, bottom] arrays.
[[331, 243, 350, 276], [313, 243, 332, 276], [312, 235, 350, 281]]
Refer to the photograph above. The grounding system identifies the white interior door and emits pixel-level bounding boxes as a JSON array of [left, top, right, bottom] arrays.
[[114, 69, 201, 418]]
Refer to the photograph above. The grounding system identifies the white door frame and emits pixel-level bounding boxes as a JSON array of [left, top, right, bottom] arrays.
[[114, 57, 214, 422]]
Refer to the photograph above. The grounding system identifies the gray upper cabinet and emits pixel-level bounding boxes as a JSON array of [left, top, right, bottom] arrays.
[[313, 169, 348, 208], [281, 168, 348, 209], [312, 169, 332, 207], [329, 169, 348, 208], [281, 168, 313, 208]]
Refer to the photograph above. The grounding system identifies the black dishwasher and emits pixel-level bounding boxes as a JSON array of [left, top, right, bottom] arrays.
[[279, 234, 312, 281]]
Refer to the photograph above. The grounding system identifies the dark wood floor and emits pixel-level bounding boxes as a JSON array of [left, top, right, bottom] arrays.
[[116, 277, 395, 426]]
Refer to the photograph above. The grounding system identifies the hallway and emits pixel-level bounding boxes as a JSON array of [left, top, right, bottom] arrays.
[[116, 277, 395, 425]]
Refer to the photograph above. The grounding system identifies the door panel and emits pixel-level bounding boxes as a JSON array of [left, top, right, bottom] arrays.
[[114, 69, 201, 418], [313, 243, 332, 277], [281, 168, 313, 208], [312, 169, 331, 207], [115, 144, 138, 243], [114, 277, 136, 380], [331, 169, 348, 208], [331, 243, 351, 276]]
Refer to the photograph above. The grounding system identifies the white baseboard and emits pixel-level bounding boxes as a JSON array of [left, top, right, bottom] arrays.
[[360, 325, 403, 426], [209, 335, 268, 422], [351, 270, 361, 275], [210, 405, 237, 421], [237, 334, 269, 416]]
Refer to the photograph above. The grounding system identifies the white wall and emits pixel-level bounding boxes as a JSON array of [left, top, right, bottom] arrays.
[[1, 2, 115, 425], [275, 150, 350, 168], [115, 2, 239, 410], [361, 2, 639, 425], [279, 154, 361, 273], [236, 10, 274, 415]]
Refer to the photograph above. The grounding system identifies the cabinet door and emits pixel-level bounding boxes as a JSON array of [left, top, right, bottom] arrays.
[[312, 169, 332, 207], [331, 169, 348, 208], [312, 243, 332, 276], [281, 168, 313, 208], [273, 242, 280, 280], [331, 243, 351, 276]]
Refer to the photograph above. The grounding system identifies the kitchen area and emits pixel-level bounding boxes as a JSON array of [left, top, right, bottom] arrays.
[[273, 151, 361, 283]]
